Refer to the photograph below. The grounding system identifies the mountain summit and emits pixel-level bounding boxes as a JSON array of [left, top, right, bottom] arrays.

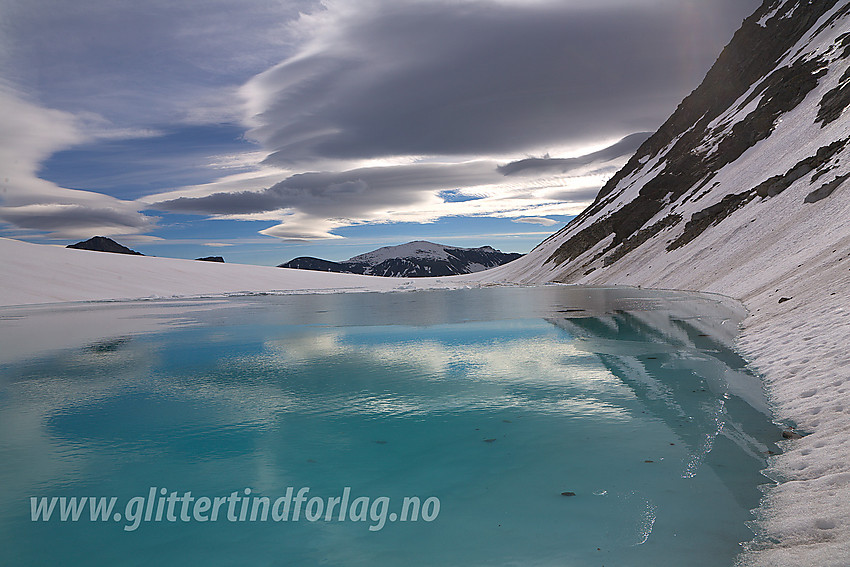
[[280, 241, 522, 277], [66, 236, 144, 255]]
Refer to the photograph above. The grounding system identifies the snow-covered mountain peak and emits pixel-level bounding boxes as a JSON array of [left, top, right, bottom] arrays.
[[281, 241, 523, 277], [349, 241, 454, 263]]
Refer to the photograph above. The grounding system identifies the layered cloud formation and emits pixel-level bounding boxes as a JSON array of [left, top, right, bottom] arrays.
[[0, 0, 760, 242], [243, 1, 731, 164], [0, 89, 157, 237]]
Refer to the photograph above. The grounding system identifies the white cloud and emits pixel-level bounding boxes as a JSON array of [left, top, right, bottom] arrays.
[[258, 213, 347, 241], [147, 148, 632, 239], [513, 217, 559, 226], [0, 88, 157, 237]]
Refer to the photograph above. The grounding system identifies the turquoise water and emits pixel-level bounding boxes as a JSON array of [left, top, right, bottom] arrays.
[[0, 287, 779, 566]]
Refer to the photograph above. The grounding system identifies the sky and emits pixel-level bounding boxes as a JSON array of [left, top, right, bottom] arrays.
[[0, 0, 760, 265]]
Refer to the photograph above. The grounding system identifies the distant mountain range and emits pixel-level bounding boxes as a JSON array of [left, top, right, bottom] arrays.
[[67, 237, 226, 262], [279, 241, 523, 277]]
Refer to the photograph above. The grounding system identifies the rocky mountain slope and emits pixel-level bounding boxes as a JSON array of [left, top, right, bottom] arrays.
[[485, 0, 850, 288], [280, 241, 522, 277], [477, 1, 850, 565], [66, 236, 143, 255]]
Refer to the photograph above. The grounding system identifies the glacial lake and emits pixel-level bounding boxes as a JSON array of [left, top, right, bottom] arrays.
[[0, 286, 780, 566]]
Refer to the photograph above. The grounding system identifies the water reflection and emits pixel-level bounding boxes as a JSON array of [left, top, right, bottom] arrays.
[[0, 286, 780, 566], [548, 304, 779, 510]]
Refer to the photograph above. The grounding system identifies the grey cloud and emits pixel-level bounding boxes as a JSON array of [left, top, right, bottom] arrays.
[[513, 217, 558, 226], [154, 161, 501, 217], [544, 188, 606, 203], [1, 0, 321, 123], [0, 205, 157, 235], [498, 132, 652, 176], [250, 0, 760, 165]]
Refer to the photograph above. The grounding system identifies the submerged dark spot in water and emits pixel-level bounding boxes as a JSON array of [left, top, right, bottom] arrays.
[[86, 337, 132, 353], [484, 438, 497, 443], [561, 491, 576, 497]]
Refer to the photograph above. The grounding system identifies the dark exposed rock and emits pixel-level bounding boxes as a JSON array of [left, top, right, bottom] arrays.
[[281, 257, 354, 273], [604, 214, 682, 265], [667, 192, 756, 251], [67, 236, 143, 255], [817, 66, 850, 126], [778, 297, 792, 304], [811, 165, 837, 183], [756, 166, 812, 198], [804, 173, 850, 204], [754, 139, 848, 198], [195, 256, 225, 262], [547, 218, 618, 265]]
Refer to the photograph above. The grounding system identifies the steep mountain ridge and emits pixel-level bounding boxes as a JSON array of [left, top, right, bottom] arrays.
[[475, 1, 850, 565], [483, 0, 850, 288]]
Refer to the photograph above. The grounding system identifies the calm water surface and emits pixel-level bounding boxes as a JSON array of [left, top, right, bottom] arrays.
[[0, 286, 780, 566]]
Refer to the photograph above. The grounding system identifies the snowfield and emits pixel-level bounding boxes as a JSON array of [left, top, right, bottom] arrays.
[[0, 237, 466, 305]]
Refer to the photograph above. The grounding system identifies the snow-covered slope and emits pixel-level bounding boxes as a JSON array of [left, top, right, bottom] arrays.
[[0, 238, 462, 306], [480, 1, 850, 564]]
